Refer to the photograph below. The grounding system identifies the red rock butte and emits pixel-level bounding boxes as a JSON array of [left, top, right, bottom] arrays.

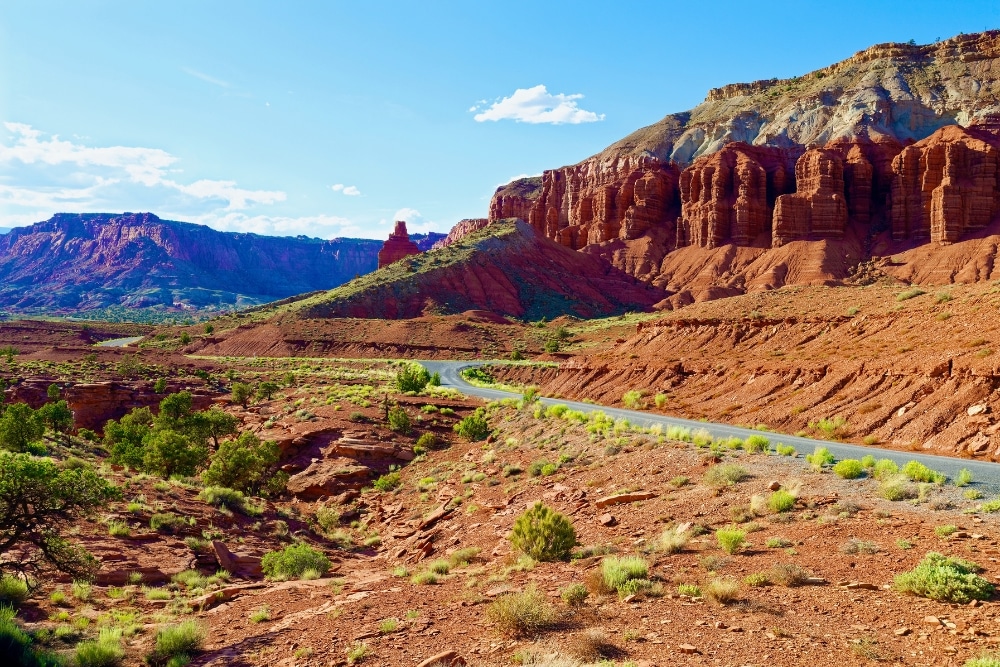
[[377, 221, 422, 268]]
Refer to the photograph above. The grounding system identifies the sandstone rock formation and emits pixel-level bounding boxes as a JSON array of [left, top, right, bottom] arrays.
[[431, 218, 491, 249], [480, 31, 1000, 299], [377, 221, 422, 268]]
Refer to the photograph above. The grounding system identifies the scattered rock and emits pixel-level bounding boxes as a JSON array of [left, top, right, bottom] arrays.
[[924, 616, 942, 626], [767, 480, 781, 491], [417, 652, 468, 667], [598, 513, 617, 526], [678, 644, 699, 654], [595, 491, 657, 508], [895, 628, 911, 636], [968, 404, 989, 416]]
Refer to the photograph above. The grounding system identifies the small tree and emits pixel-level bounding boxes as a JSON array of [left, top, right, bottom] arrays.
[[396, 364, 431, 393], [0, 403, 44, 452], [202, 432, 283, 495], [142, 430, 208, 478], [158, 392, 193, 422], [37, 401, 74, 438], [231, 382, 253, 407], [104, 407, 154, 469], [454, 409, 490, 441], [510, 502, 576, 561], [191, 407, 240, 449], [46, 384, 60, 402], [0, 452, 118, 580], [153, 377, 168, 394], [387, 406, 412, 434], [256, 381, 279, 401]]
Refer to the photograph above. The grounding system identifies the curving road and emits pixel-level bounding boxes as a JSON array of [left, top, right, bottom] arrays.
[[95, 336, 144, 348], [423, 360, 1000, 492]]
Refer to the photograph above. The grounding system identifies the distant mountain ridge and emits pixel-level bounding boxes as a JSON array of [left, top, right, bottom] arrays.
[[0, 212, 443, 317]]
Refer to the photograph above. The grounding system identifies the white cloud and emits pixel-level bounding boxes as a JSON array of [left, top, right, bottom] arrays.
[[187, 212, 364, 238], [391, 208, 439, 234], [182, 67, 230, 88], [473, 85, 604, 125], [331, 183, 361, 196]]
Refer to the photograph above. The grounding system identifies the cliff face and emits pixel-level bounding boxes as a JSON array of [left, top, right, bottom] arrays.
[[377, 221, 422, 268], [0, 213, 385, 314], [486, 31, 1000, 296]]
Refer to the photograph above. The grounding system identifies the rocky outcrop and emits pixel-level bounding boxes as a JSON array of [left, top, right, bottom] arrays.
[[890, 125, 1000, 243], [431, 219, 491, 250], [677, 144, 791, 248], [0, 212, 385, 315], [773, 149, 848, 246], [377, 221, 422, 268], [299, 220, 664, 321]]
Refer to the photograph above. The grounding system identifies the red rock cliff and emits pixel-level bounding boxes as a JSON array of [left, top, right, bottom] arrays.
[[377, 221, 422, 268]]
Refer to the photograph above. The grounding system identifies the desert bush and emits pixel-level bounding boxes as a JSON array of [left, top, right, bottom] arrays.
[[769, 563, 811, 587], [860, 454, 876, 468], [261, 544, 331, 581], [965, 655, 1000, 667], [0, 604, 61, 667], [805, 446, 835, 468], [396, 363, 431, 393], [510, 502, 576, 562], [833, 459, 865, 479], [677, 583, 701, 596], [775, 443, 796, 456], [149, 512, 184, 533], [622, 391, 644, 409], [766, 537, 792, 549], [935, 525, 958, 538], [894, 552, 993, 603], [703, 576, 740, 604], [198, 486, 260, 515], [148, 620, 206, 666], [716, 526, 747, 554], [873, 458, 900, 479], [897, 287, 926, 301], [840, 539, 880, 554], [142, 429, 209, 478], [410, 571, 437, 585], [744, 572, 770, 586], [743, 434, 770, 453], [600, 556, 649, 596], [486, 584, 558, 635], [203, 432, 283, 496], [658, 526, 690, 554], [768, 489, 796, 513], [373, 470, 401, 492], [956, 469, 974, 487], [703, 463, 749, 487], [560, 583, 589, 606], [387, 406, 412, 434], [453, 409, 490, 441], [902, 460, 946, 484], [415, 432, 438, 450], [654, 394, 668, 408]]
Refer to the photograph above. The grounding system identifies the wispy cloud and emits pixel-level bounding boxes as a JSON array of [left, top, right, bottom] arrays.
[[182, 67, 230, 88], [331, 183, 361, 196], [471, 85, 604, 125]]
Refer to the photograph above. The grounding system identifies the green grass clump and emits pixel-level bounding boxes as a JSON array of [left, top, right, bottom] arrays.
[[894, 552, 994, 603], [0, 604, 61, 667], [743, 434, 770, 453], [880, 474, 917, 501], [486, 584, 558, 636], [509, 502, 576, 562], [0, 575, 28, 605], [902, 461, 945, 484], [600, 556, 650, 597], [716, 526, 747, 554], [766, 537, 792, 549], [677, 583, 701, 597], [703, 576, 741, 604], [981, 498, 1000, 513], [703, 463, 749, 487], [261, 544, 331, 581], [768, 489, 796, 513], [75, 627, 125, 667], [935, 525, 958, 538], [897, 287, 926, 301], [560, 583, 589, 606], [148, 620, 206, 666], [198, 486, 261, 515], [832, 459, 865, 479], [107, 520, 131, 537], [805, 446, 834, 468], [956, 468, 973, 487], [249, 605, 271, 623], [860, 454, 876, 468], [964, 654, 1000, 667], [410, 571, 437, 585], [775, 443, 796, 456], [373, 471, 401, 492]]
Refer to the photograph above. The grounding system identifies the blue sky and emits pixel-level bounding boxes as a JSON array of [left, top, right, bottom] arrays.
[[1, 1, 997, 239]]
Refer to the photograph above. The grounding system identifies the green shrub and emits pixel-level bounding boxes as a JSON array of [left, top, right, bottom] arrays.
[[965, 654, 1000, 667], [775, 443, 796, 456], [410, 571, 437, 585], [486, 584, 557, 635], [860, 454, 876, 468], [396, 364, 431, 393], [659, 525, 690, 554], [956, 469, 974, 487], [716, 526, 747, 554], [0, 403, 44, 452], [230, 382, 253, 407], [373, 471, 401, 492], [453, 409, 490, 441], [0, 575, 28, 605], [873, 458, 900, 479], [148, 620, 206, 665], [198, 486, 259, 515], [622, 391, 644, 409], [833, 459, 865, 479], [510, 502, 575, 561], [765, 537, 792, 549], [897, 287, 926, 301], [703, 463, 749, 487], [743, 434, 770, 453], [75, 627, 125, 667], [142, 429, 209, 479], [935, 525, 958, 538], [600, 556, 649, 596], [261, 544, 331, 581], [902, 460, 945, 484], [810, 416, 849, 439], [981, 497, 1000, 513], [202, 432, 282, 496], [805, 446, 834, 468], [415, 432, 438, 450], [769, 563, 811, 587], [768, 489, 796, 513], [0, 604, 61, 667], [107, 520, 130, 538], [560, 583, 589, 606], [880, 475, 917, 501], [387, 407, 412, 434], [894, 552, 993, 603], [677, 583, 701, 596]]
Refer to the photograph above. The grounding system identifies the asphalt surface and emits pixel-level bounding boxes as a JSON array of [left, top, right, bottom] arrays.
[[95, 336, 144, 347], [422, 360, 1000, 492]]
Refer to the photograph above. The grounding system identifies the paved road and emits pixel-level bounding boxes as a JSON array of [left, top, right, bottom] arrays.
[[423, 360, 1000, 492], [95, 336, 144, 348]]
